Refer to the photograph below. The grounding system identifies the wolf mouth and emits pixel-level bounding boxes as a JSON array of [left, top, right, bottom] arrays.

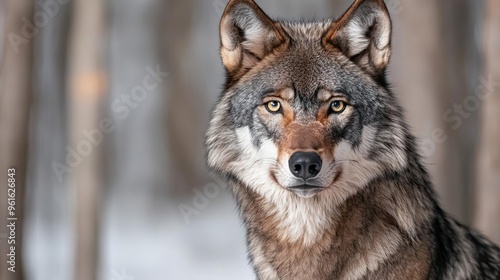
[[287, 185, 325, 198], [289, 184, 324, 190]]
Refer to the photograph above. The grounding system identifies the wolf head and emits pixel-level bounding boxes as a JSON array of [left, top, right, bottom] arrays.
[[207, 0, 411, 203]]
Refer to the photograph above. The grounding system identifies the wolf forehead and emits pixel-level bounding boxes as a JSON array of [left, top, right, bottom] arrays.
[[227, 20, 373, 92], [281, 21, 333, 43]]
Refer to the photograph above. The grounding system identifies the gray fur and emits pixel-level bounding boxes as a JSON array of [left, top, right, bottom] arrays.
[[206, 0, 500, 279]]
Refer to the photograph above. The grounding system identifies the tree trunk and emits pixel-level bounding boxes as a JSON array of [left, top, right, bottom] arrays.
[[26, 0, 71, 278], [67, 0, 106, 279], [391, 0, 480, 223], [392, 0, 456, 216], [475, 0, 500, 244], [0, 1, 34, 279], [163, 0, 204, 196]]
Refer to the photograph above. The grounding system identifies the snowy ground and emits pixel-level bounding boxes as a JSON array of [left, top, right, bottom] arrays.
[[25, 191, 254, 280]]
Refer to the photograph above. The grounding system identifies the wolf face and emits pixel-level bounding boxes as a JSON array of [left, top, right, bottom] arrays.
[[207, 0, 408, 203]]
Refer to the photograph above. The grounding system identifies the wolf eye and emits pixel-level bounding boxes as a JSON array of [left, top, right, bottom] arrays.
[[265, 100, 282, 113], [330, 100, 346, 114]]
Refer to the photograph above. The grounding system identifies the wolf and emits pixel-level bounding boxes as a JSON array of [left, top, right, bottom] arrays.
[[205, 0, 500, 279]]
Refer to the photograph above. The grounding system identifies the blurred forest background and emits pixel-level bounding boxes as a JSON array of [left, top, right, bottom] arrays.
[[0, 0, 499, 279]]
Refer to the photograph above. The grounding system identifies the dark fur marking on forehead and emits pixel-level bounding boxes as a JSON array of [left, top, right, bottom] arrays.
[[280, 20, 333, 43], [261, 88, 278, 98]]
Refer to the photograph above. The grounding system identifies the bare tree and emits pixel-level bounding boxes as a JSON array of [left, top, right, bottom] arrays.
[[0, 1, 34, 280], [66, 0, 106, 279], [391, 0, 458, 217], [475, 0, 500, 244], [390, 0, 482, 223], [163, 0, 203, 195]]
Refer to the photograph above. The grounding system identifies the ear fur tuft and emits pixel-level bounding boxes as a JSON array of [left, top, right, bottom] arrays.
[[323, 0, 392, 79]]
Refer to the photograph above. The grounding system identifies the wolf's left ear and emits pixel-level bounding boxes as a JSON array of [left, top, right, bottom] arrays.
[[220, 0, 286, 77], [323, 0, 392, 79]]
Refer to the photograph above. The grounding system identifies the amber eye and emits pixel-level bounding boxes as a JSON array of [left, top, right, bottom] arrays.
[[331, 100, 346, 114], [265, 100, 282, 113]]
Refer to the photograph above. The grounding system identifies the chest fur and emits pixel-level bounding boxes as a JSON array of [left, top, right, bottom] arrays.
[[236, 186, 417, 279]]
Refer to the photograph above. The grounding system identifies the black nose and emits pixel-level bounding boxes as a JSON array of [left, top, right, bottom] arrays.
[[288, 152, 322, 180]]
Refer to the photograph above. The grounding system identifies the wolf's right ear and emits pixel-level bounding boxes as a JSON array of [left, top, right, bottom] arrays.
[[220, 0, 286, 77]]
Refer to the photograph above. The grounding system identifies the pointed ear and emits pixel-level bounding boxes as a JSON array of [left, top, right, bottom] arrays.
[[220, 0, 286, 77], [323, 0, 392, 79]]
